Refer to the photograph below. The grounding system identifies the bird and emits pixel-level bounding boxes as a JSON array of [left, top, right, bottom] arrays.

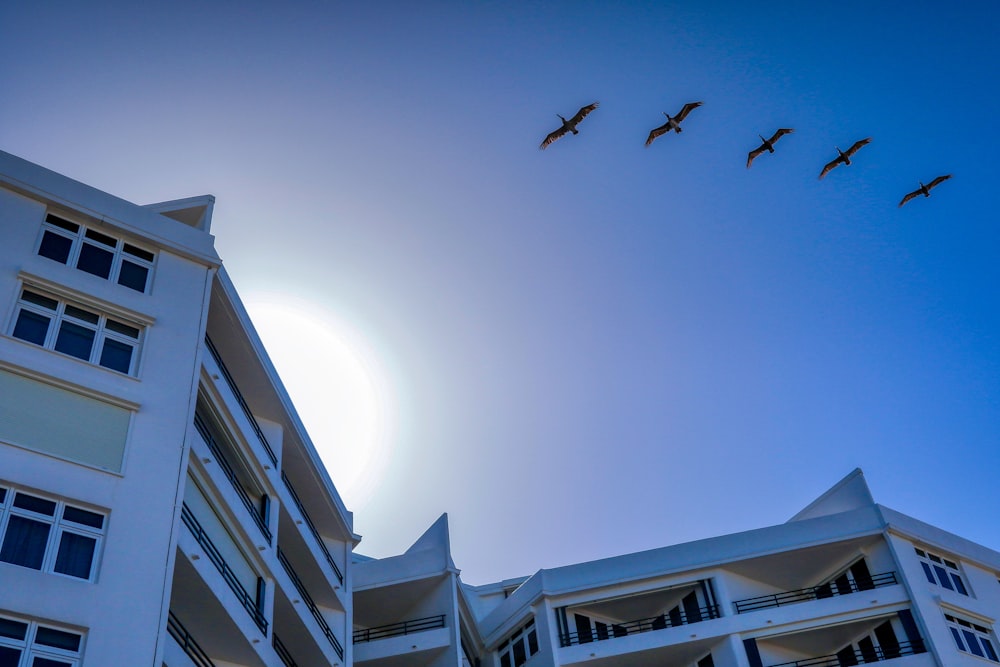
[[747, 129, 794, 168], [645, 102, 703, 146], [819, 138, 872, 179], [898, 175, 952, 207], [539, 102, 599, 150]]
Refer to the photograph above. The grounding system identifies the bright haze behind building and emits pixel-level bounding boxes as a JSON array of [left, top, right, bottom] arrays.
[[1, 1, 997, 583]]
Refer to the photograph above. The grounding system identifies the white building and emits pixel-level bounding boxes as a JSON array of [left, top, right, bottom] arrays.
[[0, 150, 998, 667]]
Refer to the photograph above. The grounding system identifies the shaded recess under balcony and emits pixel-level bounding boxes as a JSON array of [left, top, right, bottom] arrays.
[[559, 634, 720, 667], [272, 580, 340, 667], [558, 580, 719, 647], [734, 570, 898, 614]]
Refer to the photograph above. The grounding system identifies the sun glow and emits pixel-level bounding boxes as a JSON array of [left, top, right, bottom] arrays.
[[245, 297, 394, 510]]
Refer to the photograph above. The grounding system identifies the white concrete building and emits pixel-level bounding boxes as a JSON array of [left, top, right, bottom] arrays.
[[1, 150, 998, 667]]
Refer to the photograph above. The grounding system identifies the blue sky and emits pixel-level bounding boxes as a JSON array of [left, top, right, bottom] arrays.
[[2, 1, 998, 583]]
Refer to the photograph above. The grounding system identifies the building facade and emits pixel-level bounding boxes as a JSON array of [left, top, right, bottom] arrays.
[[0, 150, 997, 667]]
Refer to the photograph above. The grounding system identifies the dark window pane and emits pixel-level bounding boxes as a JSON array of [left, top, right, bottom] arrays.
[[951, 627, 966, 650], [934, 565, 954, 590], [965, 630, 986, 657], [528, 629, 538, 654], [38, 232, 73, 264], [21, 291, 58, 310], [54, 532, 96, 579], [929, 554, 942, 563], [0, 488, 5, 504], [0, 617, 27, 640], [982, 638, 998, 662], [55, 322, 95, 360], [951, 573, 968, 595], [99, 339, 133, 373], [512, 640, 526, 667], [76, 243, 113, 278], [63, 305, 99, 325], [13, 494, 56, 516], [35, 626, 81, 651], [0, 516, 51, 569], [500, 653, 511, 667], [84, 228, 115, 247], [13, 310, 51, 345], [920, 562, 936, 584], [123, 243, 154, 262], [117, 260, 149, 292], [105, 319, 139, 338], [45, 214, 79, 233], [0, 646, 20, 667], [32, 658, 73, 667], [944, 559, 958, 569], [63, 506, 103, 529]]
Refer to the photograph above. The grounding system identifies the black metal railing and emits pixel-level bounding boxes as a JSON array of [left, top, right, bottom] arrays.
[[277, 547, 344, 660], [167, 611, 216, 667], [194, 413, 272, 544], [181, 503, 269, 633], [768, 639, 925, 667], [734, 572, 898, 614], [205, 335, 278, 466], [273, 633, 298, 667], [353, 615, 447, 643], [281, 471, 344, 585], [559, 605, 719, 647]]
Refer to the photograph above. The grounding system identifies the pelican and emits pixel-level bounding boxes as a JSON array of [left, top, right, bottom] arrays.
[[539, 102, 599, 150], [899, 174, 952, 207], [819, 138, 871, 179], [747, 128, 794, 168], [645, 101, 703, 146]]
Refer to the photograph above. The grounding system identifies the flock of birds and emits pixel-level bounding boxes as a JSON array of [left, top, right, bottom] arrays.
[[539, 102, 952, 208]]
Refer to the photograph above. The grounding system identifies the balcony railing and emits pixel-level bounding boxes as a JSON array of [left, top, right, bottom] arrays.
[[559, 605, 719, 647], [277, 547, 344, 660], [734, 571, 898, 614], [205, 335, 278, 466], [281, 471, 344, 585], [194, 413, 272, 544], [768, 639, 925, 667], [181, 503, 269, 633], [167, 611, 216, 667], [353, 615, 447, 643], [273, 633, 298, 667]]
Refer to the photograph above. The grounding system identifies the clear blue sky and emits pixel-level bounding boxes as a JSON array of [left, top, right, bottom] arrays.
[[2, 1, 998, 584]]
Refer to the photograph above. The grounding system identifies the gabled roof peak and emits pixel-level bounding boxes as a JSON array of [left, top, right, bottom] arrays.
[[788, 467, 875, 523], [143, 195, 215, 231]]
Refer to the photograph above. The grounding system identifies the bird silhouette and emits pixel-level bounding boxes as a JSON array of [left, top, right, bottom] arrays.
[[819, 138, 872, 179], [747, 129, 794, 168], [645, 102, 703, 146], [539, 102, 599, 150], [899, 175, 952, 207]]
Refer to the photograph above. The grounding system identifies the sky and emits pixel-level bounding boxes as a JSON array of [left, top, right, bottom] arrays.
[[2, 1, 998, 585]]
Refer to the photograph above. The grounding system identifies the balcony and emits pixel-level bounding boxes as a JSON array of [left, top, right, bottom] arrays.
[[768, 639, 925, 667], [735, 571, 898, 614], [181, 502, 268, 633], [560, 604, 719, 647], [353, 615, 447, 644], [166, 611, 216, 667], [282, 471, 344, 586], [277, 547, 344, 660]]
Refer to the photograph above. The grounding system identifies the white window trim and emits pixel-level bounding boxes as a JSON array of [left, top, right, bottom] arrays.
[[0, 613, 85, 667], [944, 611, 999, 662], [914, 546, 969, 596]]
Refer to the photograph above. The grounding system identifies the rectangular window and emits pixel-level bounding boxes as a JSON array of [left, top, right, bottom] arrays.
[[10, 288, 143, 375], [946, 614, 999, 662], [914, 548, 969, 595], [0, 487, 105, 581], [497, 620, 538, 667], [0, 613, 84, 666], [37, 214, 155, 293]]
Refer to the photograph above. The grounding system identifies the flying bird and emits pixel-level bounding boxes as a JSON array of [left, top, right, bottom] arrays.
[[819, 138, 872, 179], [539, 102, 599, 150], [645, 102, 703, 146], [898, 174, 952, 207], [747, 129, 794, 168]]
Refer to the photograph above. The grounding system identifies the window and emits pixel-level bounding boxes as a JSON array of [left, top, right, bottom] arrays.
[[0, 615, 84, 667], [0, 486, 106, 581], [498, 620, 538, 667], [946, 614, 999, 662], [914, 548, 969, 595], [10, 288, 143, 374], [37, 214, 155, 293]]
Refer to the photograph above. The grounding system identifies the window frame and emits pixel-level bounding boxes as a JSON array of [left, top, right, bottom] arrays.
[[0, 484, 106, 582], [945, 613, 999, 662], [0, 613, 84, 667], [497, 619, 538, 667], [9, 286, 145, 375], [36, 213, 156, 293], [914, 547, 969, 596]]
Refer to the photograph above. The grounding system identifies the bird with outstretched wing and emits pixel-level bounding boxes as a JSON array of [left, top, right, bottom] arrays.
[[540, 102, 600, 150], [645, 101, 703, 146], [899, 174, 952, 207], [819, 137, 871, 179], [747, 128, 794, 168]]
